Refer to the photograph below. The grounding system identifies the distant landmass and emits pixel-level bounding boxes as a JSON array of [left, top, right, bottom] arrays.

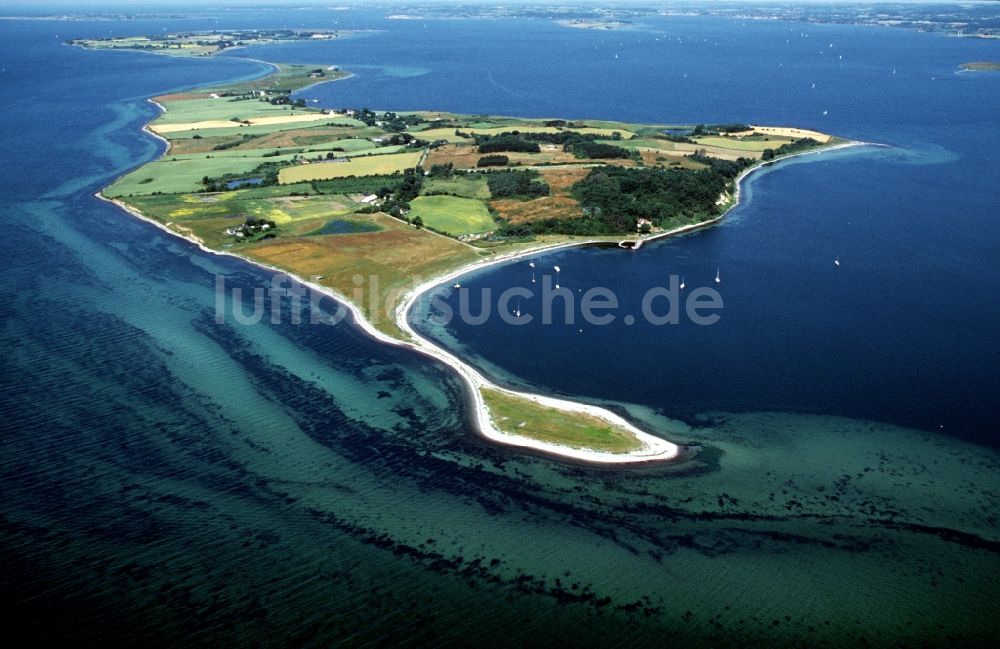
[[961, 61, 1000, 71]]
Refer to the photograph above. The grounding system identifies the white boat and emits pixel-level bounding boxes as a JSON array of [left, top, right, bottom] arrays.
[[680, 276, 685, 290], [453, 283, 461, 289], [715, 268, 721, 284], [834, 256, 840, 267]]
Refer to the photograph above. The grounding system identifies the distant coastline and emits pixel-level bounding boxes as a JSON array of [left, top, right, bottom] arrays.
[[960, 61, 1000, 72]]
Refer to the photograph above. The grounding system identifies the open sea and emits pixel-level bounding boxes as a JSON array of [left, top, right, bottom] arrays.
[[1, 5, 998, 647]]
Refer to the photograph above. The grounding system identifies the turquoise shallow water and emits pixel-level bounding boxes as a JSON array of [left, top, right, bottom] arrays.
[[0, 7, 998, 648]]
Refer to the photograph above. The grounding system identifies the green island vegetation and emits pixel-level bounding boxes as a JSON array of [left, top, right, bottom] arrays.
[[481, 389, 644, 453], [960, 61, 1000, 72], [104, 73, 835, 332], [92, 40, 839, 456], [68, 29, 355, 58]]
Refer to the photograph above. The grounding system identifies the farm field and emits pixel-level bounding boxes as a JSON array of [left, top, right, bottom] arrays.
[[151, 97, 308, 125], [423, 174, 491, 199], [244, 212, 481, 338], [693, 135, 795, 151], [126, 192, 367, 247], [408, 195, 495, 235], [108, 143, 407, 197], [278, 152, 423, 183], [151, 112, 347, 135]]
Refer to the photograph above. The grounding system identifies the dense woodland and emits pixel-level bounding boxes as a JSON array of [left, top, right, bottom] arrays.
[[497, 165, 730, 237], [487, 169, 550, 199]]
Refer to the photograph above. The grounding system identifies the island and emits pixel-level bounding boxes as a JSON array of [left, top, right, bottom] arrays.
[[85, 36, 858, 464], [68, 29, 356, 57]]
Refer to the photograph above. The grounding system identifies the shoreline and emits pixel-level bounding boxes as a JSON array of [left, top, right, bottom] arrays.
[[96, 190, 680, 464]]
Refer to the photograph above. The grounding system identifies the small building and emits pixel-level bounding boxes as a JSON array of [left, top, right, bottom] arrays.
[[361, 194, 379, 204]]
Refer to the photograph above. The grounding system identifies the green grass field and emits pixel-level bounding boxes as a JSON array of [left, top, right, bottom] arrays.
[[153, 97, 304, 125], [106, 144, 409, 197], [106, 152, 300, 196], [480, 389, 644, 453], [278, 152, 423, 183], [157, 116, 364, 139], [408, 195, 495, 235], [125, 192, 364, 247], [615, 138, 678, 152], [422, 175, 491, 199]]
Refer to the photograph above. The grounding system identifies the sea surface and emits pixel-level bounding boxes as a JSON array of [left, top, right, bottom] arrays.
[[1, 6, 998, 648]]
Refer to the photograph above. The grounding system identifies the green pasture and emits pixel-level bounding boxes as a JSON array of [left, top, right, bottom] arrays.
[[408, 195, 495, 235], [422, 174, 491, 199]]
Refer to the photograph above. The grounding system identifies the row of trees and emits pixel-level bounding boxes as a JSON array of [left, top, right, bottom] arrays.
[[477, 154, 509, 167], [691, 123, 751, 136], [762, 137, 822, 160], [477, 134, 541, 154], [571, 141, 635, 160]]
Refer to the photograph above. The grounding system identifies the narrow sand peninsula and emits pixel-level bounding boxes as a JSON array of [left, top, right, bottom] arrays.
[[96, 193, 680, 464]]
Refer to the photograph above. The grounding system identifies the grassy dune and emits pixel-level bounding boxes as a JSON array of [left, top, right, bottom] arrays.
[[481, 389, 645, 454]]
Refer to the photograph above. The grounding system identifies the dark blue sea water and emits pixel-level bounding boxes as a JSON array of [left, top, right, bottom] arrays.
[[385, 15, 1000, 445], [1, 6, 998, 648]]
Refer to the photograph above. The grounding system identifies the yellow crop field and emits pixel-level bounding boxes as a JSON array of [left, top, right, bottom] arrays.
[[151, 112, 335, 135], [277, 152, 423, 183]]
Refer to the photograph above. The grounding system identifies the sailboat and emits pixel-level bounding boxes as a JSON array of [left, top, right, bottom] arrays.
[[715, 268, 721, 284], [529, 261, 536, 283], [515, 300, 521, 318], [680, 276, 686, 290], [554, 265, 561, 289], [834, 256, 840, 267]]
